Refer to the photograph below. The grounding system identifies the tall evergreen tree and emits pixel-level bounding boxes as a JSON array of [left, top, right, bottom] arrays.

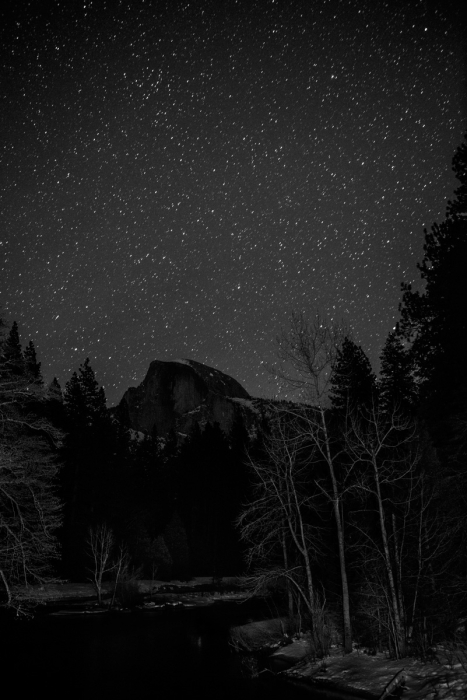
[[65, 358, 108, 429], [446, 132, 467, 220], [61, 359, 114, 577], [3, 321, 24, 375], [379, 331, 417, 415], [330, 337, 376, 414], [398, 132, 467, 446], [45, 377, 65, 430], [24, 340, 42, 384]]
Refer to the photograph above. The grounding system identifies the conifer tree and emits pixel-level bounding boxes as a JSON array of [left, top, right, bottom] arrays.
[[396, 134, 467, 628], [3, 321, 24, 375], [446, 132, 467, 220], [379, 331, 417, 415], [65, 358, 108, 429], [398, 132, 467, 445], [330, 337, 376, 414], [45, 378, 65, 430], [61, 359, 114, 577], [47, 377, 63, 406], [23, 340, 42, 384]]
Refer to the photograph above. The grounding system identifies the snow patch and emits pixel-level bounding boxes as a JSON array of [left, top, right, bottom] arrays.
[[230, 397, 259, 413]]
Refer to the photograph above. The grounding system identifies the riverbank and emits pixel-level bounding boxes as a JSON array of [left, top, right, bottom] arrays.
[[16, 582, 467, 698], [230, 617, 467, 699], [16, 576, 248, 609], [281, 645, 467, 699]]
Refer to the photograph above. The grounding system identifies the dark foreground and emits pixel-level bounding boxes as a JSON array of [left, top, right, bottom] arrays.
[[2, 600, 344, 700]]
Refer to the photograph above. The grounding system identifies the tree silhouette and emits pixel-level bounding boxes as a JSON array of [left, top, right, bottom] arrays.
[[24, 340, 42, 384], [398, 134, 467, 407], [61, 359, 114, 577], [379, 331, 417, 415], [330, 337, 376, 414], [2, 321, 24, 375], [398, 133, 467, 461]]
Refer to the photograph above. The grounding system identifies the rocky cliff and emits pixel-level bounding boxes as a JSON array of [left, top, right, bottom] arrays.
[[119, 358, 254, 437]]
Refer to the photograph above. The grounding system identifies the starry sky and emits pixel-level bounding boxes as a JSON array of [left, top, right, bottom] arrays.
[[1, 0, 465, 406]]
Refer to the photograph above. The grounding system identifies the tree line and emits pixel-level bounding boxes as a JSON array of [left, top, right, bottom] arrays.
[[0, 331, 251, 613], [238, 132, 467, 658]]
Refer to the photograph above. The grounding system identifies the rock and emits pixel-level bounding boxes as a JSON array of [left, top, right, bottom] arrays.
[[229, 617, 292, 652], [119, 358, 253, 437]]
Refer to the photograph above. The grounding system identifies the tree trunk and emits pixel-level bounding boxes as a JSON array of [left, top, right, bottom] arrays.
[[335, 499, 352, 653], [281, 528, 294, 618], [392, 513, 406, 633], [374, 462, 405, 657], [321, 408, 352, 653]]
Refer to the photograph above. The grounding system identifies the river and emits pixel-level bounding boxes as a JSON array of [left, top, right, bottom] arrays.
[[3, 600, 330, 700]]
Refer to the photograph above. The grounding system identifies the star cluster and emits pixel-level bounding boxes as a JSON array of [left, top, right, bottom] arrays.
[[1, 0, 465, 404]]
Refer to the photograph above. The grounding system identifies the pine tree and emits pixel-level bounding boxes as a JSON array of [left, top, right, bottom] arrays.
[[3, 321, 24, 375], [446, 131, 467, 219], [64, 359, 108, 429], [330, 337, 376, 414], [379, 331, 417, 415], [24, 340, 42, 384], [61, 359, 114, 578], [47, 377, 63, 402], [398, 133, 467, 444]]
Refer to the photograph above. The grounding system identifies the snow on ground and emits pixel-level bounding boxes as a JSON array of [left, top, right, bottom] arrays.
[[281, 644, 467, 699]]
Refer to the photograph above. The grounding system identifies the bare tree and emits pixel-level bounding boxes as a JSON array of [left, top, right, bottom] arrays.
[[344, 404, 422, 657], [238, 408, 322, 619], [351, 409, 458, 656], [260, 312, 457, 658], [270, 312, 353, 653], [0, 323, 62, 614], [87, 523, 116, 604], [110, 542, 131, 608]]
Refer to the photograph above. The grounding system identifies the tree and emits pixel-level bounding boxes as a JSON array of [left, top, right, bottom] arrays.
[[2, 321, 24, 375], [24, 340, 42, 384], [64, 358, 108, 429], [0, 320, 62, 613], [238, 407, 323, 624], [397, 133, 467, 582], [344, 404, 422, 657], [341, 403, 458, 658], [61, 359, 114, 577], [266, 312, 354, 653], [86, 523, 115, 605], [446, 131, 467, 220], [398, 133, 467, 426], [379, 331, 417, 415], [330, 337, 376, 414]]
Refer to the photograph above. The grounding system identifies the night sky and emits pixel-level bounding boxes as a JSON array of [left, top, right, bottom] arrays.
[[1, 0, 465, 406]]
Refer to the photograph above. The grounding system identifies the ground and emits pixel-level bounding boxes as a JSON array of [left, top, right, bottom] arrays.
[[230, 617, 467, 699], [277, 640, 467, 699]]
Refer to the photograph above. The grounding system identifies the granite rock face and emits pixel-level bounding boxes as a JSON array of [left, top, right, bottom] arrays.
[[119, 359, 253, 437]]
